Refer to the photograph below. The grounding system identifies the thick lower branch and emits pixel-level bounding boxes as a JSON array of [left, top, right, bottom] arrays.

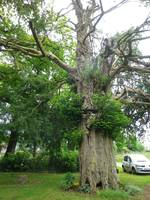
[[0, 38, 77, 79]]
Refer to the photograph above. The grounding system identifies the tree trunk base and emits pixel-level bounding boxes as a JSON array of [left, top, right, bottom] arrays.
[[80, 131, 118, 192]]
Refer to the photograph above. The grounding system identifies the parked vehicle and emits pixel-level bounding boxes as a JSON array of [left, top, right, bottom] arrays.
[[122, 154, 150, 174]]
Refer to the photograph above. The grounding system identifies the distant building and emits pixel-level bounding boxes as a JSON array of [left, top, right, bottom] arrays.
[[143, 123, 150, 151]]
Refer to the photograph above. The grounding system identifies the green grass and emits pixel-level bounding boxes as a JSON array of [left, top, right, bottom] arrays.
[[0, 171, 149, 200], [98, 189, 129, 200]]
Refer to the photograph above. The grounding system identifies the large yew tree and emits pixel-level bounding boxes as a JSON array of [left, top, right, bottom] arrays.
[[0, 0, 150, 191]]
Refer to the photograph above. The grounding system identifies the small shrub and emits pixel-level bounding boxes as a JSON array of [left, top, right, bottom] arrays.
[[124, 184, 142, 196], [61, 172, 75, 190], [78, 183, 91, 193], [98, 189, 129, 200]]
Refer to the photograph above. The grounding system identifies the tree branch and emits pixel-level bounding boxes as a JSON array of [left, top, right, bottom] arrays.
[[129, 55, 150, 59], [129, 58, 150, 68], [0, 39, 42, 57], [126, 87, 150, 101], [120, 99, 150, 105], [83, 0, 128, 43], [72, 0, 83, 22], [115, 86, 150, 102], [29, 21, 46, 56], [99, 0, 104, 13], [131, 36, 150, 42], [125, 65, 150, 73], [0, 38, 77, 79]]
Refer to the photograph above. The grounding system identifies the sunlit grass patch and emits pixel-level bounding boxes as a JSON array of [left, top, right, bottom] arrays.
[[97, 189, 129, 200]]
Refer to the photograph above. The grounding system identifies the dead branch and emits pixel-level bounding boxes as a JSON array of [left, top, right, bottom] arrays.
[[115, 86, 150, 102], [83, 0, 128, 43], [120, 99, 150, 105], [126, 65, 150, 73]]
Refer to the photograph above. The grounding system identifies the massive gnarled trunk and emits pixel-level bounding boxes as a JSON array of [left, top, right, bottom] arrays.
[[80, 129, 118, 191], [77, 81, 119, 191], [74, 2, 119, 190]]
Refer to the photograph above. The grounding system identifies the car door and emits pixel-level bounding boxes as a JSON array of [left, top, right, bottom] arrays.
[[123, 156, 129, 171], [127, 156, 132, 172], [124, 156, 132, 172]]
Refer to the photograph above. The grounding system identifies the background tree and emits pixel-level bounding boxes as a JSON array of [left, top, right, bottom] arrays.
[[0, 16, 67, 156]]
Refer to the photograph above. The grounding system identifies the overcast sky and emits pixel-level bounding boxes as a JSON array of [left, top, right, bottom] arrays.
[[51, 0, 150, 53]]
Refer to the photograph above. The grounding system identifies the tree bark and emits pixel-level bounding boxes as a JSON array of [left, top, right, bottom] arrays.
[[4, 130, 18, 156], [77, 78, 119, 191], [32, 141, 37, 158], [79, 129, 118, 192], [74, 10, 119, 190]]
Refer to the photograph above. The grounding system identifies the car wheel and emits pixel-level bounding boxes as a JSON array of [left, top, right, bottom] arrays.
[[132, 167, 136, 174]]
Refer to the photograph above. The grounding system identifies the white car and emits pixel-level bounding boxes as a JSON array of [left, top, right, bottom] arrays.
[[122, 154, 150, 174]]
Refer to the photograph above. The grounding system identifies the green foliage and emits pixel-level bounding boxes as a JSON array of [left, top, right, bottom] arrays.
[[0, 19, 68, 155], [98, 189, 129, 200], [78, 184, 91, 193], [63, 129, 82, 150], [124, 185, 142, 196], [61, 172, 75, 191], [51, 92, 82, 124], [0, 152, 49, 172], [0, 0, 42, 16], [49, 149, 79, 172], [41, 91, 82, 161], [127, 135, 144, 152], [0, 149, 79, 172], [82, 63, 110, 91], [115, 133, 144, 153], [61, 150, 79, 172], [29, 154, 49, 172], [0, 152, 31, 172], [136, 142, 144, 152], [91, 94, 130, 138]]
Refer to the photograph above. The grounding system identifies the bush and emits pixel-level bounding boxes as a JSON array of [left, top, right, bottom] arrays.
[[0, 150, 79, 172], [49, 150, 79, 172], [124, 185, 142, 196], [0, 152, 31, 172], [0, 151, 49, 172], [61, 172, 75, 190], [29, 154, 49, 172], [78, 183, 91, 193], [60, 150, 79, 172]]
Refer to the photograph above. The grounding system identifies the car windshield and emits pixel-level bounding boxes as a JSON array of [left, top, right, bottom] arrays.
[[131, 155, 149, 162]]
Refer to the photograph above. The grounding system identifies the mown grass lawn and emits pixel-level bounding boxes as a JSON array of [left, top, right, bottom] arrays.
[[0, 170, 150, 200]]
